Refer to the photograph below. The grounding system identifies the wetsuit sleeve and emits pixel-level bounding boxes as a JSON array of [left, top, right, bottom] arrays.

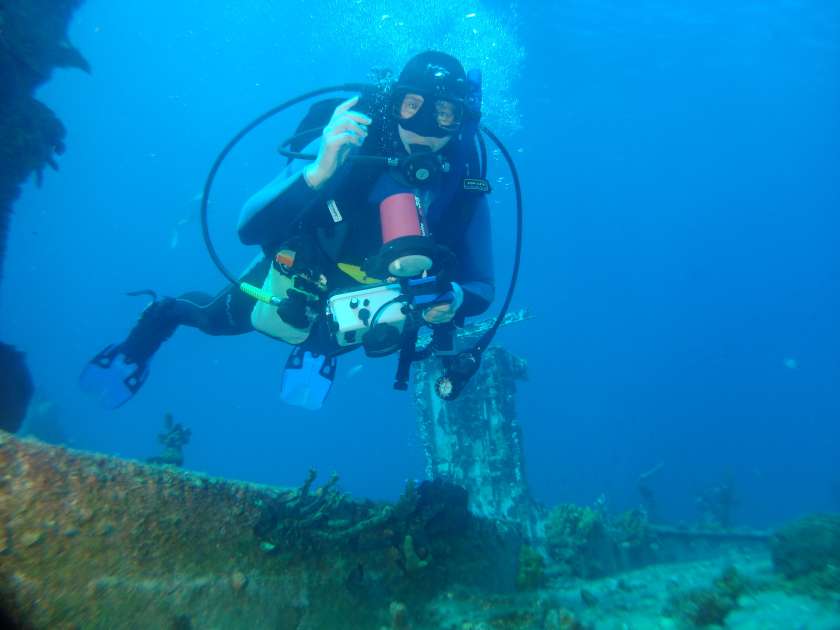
[[452, 194, 495, 317], [237, 139, 335, 247]]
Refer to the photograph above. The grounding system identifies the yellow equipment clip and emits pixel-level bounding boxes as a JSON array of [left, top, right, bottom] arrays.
[[337, 263, 381, 285]]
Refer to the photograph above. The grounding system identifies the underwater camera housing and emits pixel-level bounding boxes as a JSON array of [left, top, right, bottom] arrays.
[[326, 276, 453, 357]]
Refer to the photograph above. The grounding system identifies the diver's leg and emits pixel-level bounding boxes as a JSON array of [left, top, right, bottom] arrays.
[[145, 255, 268, 339], [119, 255, 269, 358], [80, 258, 268, 408], [172, 287, 254, 337]]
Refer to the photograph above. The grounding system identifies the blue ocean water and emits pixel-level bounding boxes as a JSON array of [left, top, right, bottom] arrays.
[[1, 0, 837, 530]]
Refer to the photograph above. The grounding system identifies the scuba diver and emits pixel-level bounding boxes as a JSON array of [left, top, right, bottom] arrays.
[[82, 51, 507, 410]]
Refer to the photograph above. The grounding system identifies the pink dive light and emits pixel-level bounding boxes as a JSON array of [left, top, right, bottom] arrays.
[[378, 192, 433, 277]]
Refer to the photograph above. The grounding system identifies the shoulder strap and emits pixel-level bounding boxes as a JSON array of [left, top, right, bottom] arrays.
[[429, 134, 489, 239]]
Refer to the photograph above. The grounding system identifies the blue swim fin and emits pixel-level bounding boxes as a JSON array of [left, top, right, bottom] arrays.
[[280, 347, 336, 410], [80, 294, 178, 409], [80, 344, 150, 409]]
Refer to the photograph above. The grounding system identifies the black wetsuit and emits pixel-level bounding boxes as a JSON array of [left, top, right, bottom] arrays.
[[162, 260, 267, 337]]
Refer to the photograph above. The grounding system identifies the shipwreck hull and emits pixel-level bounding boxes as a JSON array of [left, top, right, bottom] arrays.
[[0, 432, 520, 629]]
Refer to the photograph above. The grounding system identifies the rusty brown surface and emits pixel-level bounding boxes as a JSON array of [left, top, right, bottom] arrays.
[[0, 432, 379, 628], [0, 432, 520, 629]]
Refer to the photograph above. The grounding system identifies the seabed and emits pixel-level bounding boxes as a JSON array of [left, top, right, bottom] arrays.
[[2, 419, 839, 628]]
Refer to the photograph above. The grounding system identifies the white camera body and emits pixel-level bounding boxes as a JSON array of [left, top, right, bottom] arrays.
[[326, 283, 408, 347]]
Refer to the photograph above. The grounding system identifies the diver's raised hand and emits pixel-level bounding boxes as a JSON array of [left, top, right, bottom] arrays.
[[304, 96, 371, 189]]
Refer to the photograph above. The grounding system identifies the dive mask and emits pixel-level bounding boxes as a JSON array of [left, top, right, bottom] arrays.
[[392, 88, 464, 138]]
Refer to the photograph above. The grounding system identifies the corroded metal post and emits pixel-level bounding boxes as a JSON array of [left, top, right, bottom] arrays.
[[413, 346, 541, 538]]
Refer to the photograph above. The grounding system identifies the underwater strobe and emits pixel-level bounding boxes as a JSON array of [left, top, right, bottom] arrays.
[[378, 192, 435, 278], [199, 80, 524, 402]]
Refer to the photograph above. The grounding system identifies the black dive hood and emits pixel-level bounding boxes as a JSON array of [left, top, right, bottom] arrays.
[[200, 80, 523, 401]]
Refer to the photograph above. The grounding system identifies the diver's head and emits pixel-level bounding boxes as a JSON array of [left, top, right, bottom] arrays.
[[392, 51, 468, 152]]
